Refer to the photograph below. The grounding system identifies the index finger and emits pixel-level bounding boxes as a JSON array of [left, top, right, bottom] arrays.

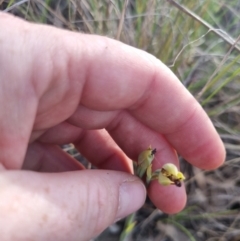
[[1, 13, 225, 171], [78, 36, 225, 170]]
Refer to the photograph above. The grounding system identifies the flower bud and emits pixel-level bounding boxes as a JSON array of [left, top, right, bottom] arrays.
[[136, 146, 156, 178]]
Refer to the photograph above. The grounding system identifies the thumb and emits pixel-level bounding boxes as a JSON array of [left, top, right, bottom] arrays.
[[0, 170, 146, 241]]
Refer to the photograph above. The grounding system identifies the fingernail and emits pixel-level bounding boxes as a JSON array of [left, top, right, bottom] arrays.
[[116, 178, 146, 221]]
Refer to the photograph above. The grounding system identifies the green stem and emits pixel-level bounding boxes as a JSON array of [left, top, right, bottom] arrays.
[[119, 213, 136, 241]]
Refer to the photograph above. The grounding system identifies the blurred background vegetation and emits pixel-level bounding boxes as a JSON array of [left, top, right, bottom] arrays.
[[1, 0, 240, 240]]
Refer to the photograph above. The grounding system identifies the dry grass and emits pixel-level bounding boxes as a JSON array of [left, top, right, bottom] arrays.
[[2, 0, 240, 240]]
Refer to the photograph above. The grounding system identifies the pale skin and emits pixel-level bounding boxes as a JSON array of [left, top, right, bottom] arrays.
[[0, 12, 225, 241]]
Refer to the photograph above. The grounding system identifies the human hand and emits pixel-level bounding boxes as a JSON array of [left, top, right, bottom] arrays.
[[0, 12, 225, 241]]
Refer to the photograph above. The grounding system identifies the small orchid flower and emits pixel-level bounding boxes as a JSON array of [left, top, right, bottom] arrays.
[[135, 147, 185, 187], [157, 163, 185, 187]]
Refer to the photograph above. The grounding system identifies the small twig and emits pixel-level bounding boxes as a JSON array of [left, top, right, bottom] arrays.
[[166, 0, 240, 53], [74, 0, 94, 33], [168, 29, 213, 68], [3, 0, 29, 12], [116, 0, 128, 40]]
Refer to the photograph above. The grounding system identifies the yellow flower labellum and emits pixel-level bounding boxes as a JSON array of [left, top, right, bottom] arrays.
[[158, 163, 185, 187]]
